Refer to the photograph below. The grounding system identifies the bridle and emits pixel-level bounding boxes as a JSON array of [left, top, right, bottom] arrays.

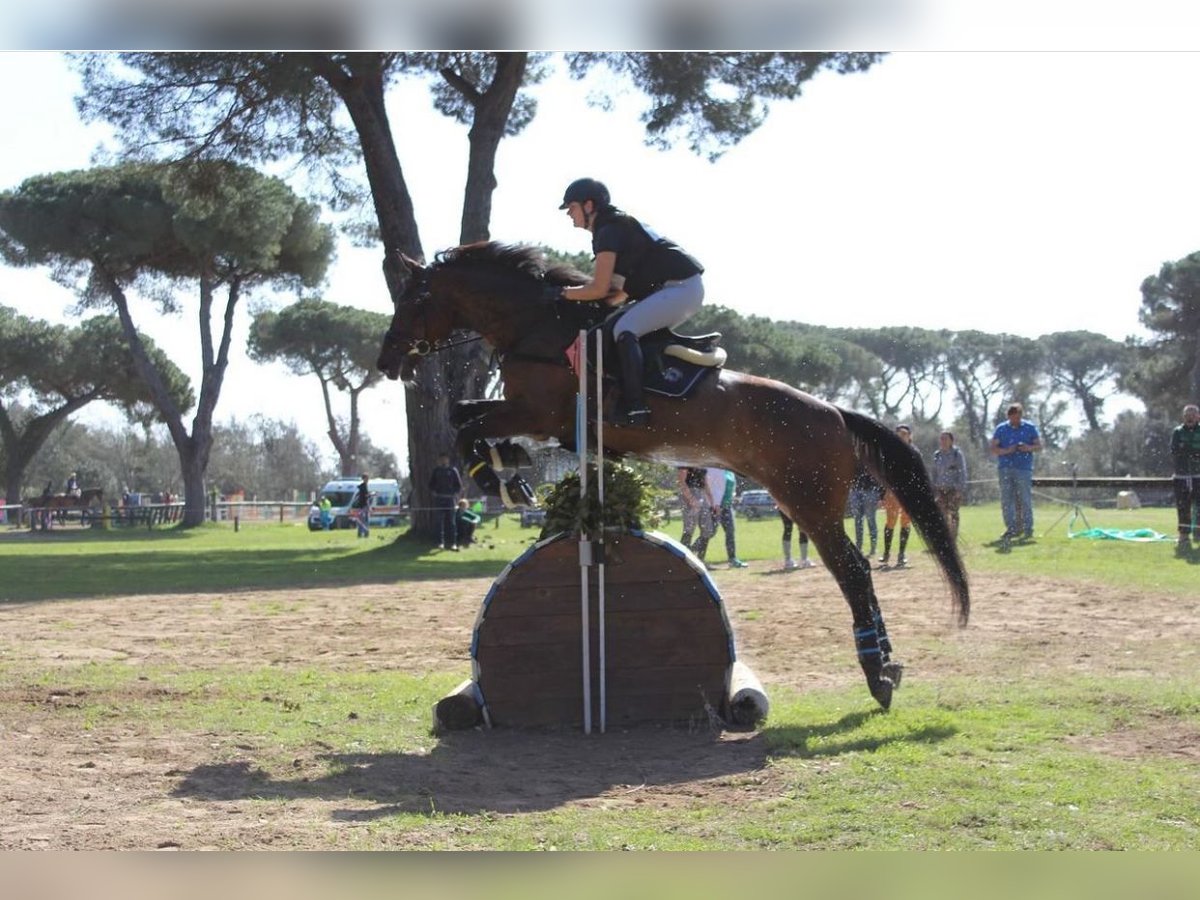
[[383, 270, 483, 361]]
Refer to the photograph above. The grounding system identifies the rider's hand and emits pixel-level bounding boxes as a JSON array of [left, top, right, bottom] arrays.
[[602, 290, 627, 307]]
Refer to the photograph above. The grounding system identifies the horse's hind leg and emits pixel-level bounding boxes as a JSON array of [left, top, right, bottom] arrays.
[[811, 526, 901, 710]]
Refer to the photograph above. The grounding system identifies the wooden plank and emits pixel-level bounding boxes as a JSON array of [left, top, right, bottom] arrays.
[[474, 609, 731, 649], [494, 534, 706, 592], [478, 666, 725, 702], [475, 631, 731, 674], [483, 696, 586, 728], [485, 687, 727, 728], [480, 581, 717, 618]]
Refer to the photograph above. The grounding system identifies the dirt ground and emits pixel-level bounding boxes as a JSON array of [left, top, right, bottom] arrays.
[[2, 554, 1198, 849]]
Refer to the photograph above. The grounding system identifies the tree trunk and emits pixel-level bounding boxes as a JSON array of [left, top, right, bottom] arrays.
[[457, 53, 526, 244], [1081, 391, 1102, 433], [317, 374, 351, 473], [94, 265, 238, 528], [1191, 326, 1200, 402], [1, 399, 95, 503], [443, 53, 527, 487], [178, 439, 208, 527], [318, 55, 478, 539]]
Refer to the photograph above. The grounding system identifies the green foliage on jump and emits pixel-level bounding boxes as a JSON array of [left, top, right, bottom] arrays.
[[537, 462, 663, 540]]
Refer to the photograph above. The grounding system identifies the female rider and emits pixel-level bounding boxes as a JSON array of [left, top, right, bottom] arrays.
[[555, 177, 705, 427]]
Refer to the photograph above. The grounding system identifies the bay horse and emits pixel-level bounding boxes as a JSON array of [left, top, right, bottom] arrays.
[[377, 242, 969, 710], [23, 488, 103, 528]]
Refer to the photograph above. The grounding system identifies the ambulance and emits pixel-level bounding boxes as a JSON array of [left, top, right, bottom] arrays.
[[307, 477, 405, 530]]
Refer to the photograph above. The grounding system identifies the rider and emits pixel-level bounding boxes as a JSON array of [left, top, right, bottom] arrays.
[[65, 472, 81, 497], [556, 177, 705, 427]]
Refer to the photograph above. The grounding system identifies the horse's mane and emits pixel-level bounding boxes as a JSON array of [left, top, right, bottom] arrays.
[[433, 241, 588, 287]]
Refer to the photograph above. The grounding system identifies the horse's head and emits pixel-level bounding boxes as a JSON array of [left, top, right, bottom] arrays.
[[377, 250, 450, 384]]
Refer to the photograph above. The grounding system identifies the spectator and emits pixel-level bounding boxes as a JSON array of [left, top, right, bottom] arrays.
[[352, 474, 371, 539], [429, 454, 464, 551], [780, 510, 814, 570], [848, 463, 883, 558], [318, 495, 333, 530], [1171, 403, 1200, 555], [707, 467, 748, 568], [879, 424, 919, 568], [990, 402, 1043, 541], [677, 466, 715, 565], [931, 431, 968, 543], [456, 499, 482, 546]]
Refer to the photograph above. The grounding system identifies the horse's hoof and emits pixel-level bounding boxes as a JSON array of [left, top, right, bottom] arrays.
[[504, 474, 536, 507], [881, 661, 905, 691], [869, 676, 894, 711]]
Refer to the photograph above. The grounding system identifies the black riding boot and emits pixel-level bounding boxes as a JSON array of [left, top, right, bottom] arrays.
[[614, 332, 650, 427]]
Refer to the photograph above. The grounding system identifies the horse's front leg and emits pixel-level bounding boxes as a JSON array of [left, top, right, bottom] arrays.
[[455, 401, 567, 508]]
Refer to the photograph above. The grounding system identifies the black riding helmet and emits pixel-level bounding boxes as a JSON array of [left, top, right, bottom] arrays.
[[559, 177, 610, 210]]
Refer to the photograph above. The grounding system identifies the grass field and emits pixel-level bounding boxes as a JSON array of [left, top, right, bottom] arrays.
[[2, 500, 1198, 850], [1, 500, 1194, 602]]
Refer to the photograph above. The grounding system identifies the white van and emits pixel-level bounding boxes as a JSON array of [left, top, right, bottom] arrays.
[[308, 477, 405, 531]]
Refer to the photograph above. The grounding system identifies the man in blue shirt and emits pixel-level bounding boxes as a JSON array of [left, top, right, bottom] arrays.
[[990, 402, 1042, 540]]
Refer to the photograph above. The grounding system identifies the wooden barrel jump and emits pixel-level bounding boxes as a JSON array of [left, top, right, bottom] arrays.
[[434, 529, 768, 731]]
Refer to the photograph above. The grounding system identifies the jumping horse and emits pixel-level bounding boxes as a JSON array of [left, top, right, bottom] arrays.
[[377, 242, 969, 710]]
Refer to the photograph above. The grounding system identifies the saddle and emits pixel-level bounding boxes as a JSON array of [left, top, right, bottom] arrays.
[[635, 327, 726, 398], [567, 321, 726, 400]]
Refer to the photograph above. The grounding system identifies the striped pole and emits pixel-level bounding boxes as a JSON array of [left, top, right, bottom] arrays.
[[595, 328, 607, 733], [576, 330, 592, 734]]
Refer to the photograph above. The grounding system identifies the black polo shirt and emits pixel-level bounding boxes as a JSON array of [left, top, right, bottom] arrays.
[[591, 207, 703, 300]]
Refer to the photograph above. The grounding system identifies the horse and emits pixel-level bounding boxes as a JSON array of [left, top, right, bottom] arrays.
[[376, 241, 969, 710], [35, 488, 103, 526]]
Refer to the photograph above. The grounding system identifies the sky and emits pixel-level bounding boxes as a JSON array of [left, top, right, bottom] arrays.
[[3, 46, 1200, 474]]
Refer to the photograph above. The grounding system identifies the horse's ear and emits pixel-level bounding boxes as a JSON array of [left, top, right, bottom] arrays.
[[383, 250, 429, 305], [382, 249, 407, 304], [382, 249, 422, 304]]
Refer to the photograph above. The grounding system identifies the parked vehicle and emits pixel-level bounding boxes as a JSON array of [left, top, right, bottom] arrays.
[[308, 478, 404, 531], [735, 489, 776, 519]]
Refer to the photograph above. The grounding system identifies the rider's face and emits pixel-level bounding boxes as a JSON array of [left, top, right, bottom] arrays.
[[565, 200, 589, 230]]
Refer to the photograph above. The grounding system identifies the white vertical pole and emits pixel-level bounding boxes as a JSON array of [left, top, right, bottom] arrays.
[[595, 328, 607, 733], [576, 329, 592, 734]]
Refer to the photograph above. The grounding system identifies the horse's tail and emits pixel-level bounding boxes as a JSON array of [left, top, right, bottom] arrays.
[[840, 407, 970, 627]]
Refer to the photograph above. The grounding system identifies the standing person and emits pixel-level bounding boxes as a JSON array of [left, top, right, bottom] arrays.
[[931, 431, 968, 543], [429, 454, 464, 551], [848, 463, 882, 558], [879, 424, 920, 568], [318, 495, 333, 530], [780, 510, 814, 570], [1170, 403, 1200, 555], [557, 177, 705, 428], [990, 402, 1043, 540], [677, 466, 715, 564], [352, 474, 371, 539], [707, 468, 748, 568]]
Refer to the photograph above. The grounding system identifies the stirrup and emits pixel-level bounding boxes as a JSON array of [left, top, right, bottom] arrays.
[[608, 410, 650, 428]]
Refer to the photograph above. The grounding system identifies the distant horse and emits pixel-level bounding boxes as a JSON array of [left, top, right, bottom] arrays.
[[376, 242, 969, 709], [29, 488, 103, 527]]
